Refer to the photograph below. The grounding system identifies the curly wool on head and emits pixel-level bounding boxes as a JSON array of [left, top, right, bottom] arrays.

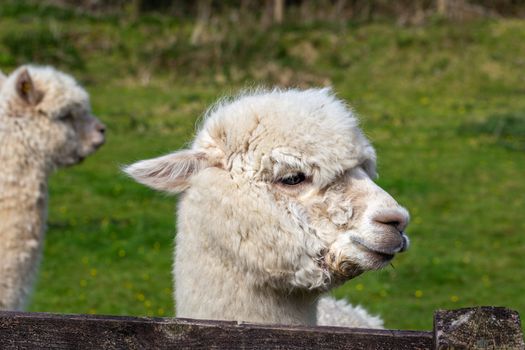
[[126, 88, 410, 328], [0, 65, 105, 310]]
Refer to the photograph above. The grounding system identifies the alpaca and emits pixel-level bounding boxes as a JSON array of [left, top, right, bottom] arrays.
[[125, 88, 410, 328], [0, 65, 105, 310]]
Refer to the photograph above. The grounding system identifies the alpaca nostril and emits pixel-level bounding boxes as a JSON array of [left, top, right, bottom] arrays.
[[373, 210, 409, 233], [97, 123, 106, 134]]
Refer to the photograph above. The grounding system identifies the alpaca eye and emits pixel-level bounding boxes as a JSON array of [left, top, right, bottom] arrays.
[[280, 173, 306, 186], [60, 112, 74, 121]]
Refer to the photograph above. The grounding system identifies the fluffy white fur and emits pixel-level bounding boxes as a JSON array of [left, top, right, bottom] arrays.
[[0, 65, 105, 310], [125, 88, 410, 328], [317, 296, 384, 328]]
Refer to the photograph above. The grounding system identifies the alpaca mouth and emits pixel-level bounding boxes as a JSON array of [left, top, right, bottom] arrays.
[[374, 251, 395, 261], [59, 154, 85, 167], [360, 246, 395, 262], [92, 139, 105, 150], [350, 235, 408, 262]]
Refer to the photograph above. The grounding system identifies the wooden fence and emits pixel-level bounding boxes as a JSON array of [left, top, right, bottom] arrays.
[[0, 306, 523, 349]]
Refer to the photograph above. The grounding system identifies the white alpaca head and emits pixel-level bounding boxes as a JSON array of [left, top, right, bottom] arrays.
[[126, 88, 409, 293], [0, 65, 105, 167]]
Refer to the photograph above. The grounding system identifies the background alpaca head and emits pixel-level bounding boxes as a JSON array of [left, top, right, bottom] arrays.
[[0, 65, 105, 168], [126, 88, 409, 293]]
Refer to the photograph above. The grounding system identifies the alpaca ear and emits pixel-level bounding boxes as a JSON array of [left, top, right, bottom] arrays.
[[15, 69, 44, 105], [124, 150, 209, 194]]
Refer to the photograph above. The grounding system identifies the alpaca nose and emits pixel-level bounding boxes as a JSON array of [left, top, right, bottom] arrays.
[[372, 209, 409, 233], [91, 119, 106, 149], [96, 122, 106, 134]]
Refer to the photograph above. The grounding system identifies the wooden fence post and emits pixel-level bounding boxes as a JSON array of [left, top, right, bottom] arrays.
[[434, 306, 525, 349]]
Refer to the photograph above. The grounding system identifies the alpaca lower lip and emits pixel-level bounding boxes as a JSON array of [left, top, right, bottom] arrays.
[[375, 252, 394, 260], [361, 245, 395, 261], [93, 140, 105, 149], [350, 237, 400, 258]]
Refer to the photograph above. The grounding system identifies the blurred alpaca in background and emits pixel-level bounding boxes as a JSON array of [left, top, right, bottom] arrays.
[[0, 65, 105, 310]]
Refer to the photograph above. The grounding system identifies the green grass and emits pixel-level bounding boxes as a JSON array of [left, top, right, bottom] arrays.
[[1, 1, 524, 330]]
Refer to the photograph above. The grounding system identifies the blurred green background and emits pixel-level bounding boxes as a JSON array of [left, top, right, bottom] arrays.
[[1, 0, 524, 330]]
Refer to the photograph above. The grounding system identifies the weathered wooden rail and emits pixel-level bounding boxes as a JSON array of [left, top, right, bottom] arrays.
[[0, 306, 522, 349]]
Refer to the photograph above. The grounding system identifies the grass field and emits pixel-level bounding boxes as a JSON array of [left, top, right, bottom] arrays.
[[1, 2, 524, 330]]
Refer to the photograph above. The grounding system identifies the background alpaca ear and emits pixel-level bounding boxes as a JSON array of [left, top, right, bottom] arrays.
[[15, 69, 44, 105], [124, 150, 209, 193]]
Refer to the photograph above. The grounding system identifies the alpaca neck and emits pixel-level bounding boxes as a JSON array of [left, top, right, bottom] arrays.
[[0, 133, 49, 310], [174, 229, 319, 325]]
